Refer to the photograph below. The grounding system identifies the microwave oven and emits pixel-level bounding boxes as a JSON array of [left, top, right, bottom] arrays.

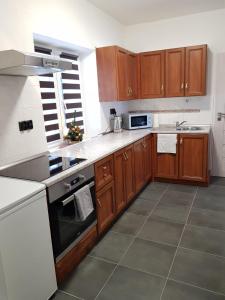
[[122, 113, 153, 130]]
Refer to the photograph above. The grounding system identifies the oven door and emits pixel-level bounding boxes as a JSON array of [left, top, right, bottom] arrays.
[[48, 179, 96, 260], [130, 114, 149, 128]]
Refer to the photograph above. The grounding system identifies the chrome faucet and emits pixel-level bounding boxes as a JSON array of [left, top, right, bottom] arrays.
[[176, 121, 187, 129]]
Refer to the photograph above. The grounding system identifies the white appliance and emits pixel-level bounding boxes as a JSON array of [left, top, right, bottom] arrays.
[[0, 50, 73, 76], [0, 190, 57, 300], [113, 116, 122, 133], [122, 112, 153, 130]]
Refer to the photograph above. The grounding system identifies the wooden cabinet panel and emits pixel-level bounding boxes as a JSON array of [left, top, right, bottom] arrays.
[[134, 139, 145, 192], [140, 50, 165, 99], [95, 155, 114, 191], [179, 134, 208, 182], [96, 181, 115, 234], [114, 149, 126, 214], [117, 48, 129, 100], [127, 53, 138, 99], [124, 144, 135, 204], [55, 226, 97, 284], [153, 134, 179, 179], [185, 45, 207, 96], [165, 48, 185, 97], [143, 135, 152, 181]]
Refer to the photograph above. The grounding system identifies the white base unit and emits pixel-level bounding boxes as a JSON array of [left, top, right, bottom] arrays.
[[0, 190, 57, 300]]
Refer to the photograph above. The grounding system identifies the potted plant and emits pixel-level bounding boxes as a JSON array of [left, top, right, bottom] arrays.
[[64, 110, 83, 144]]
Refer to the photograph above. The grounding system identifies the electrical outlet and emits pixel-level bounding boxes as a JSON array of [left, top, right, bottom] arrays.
[[19, 120, 33, 132]]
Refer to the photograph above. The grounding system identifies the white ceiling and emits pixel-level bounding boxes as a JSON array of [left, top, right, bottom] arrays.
[[88, 0, 225, 25]]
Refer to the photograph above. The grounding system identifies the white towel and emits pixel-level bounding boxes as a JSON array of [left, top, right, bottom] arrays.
[[157, 134, 177, 154], [74, 185, 94, 221]]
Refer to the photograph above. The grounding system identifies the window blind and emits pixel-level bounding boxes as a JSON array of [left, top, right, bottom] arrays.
[[59, 53, 84, 134], [35, 46, 84, 143]]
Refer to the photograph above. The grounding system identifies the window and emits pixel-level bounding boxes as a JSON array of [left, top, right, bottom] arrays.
[[35, 45, 84, 145]]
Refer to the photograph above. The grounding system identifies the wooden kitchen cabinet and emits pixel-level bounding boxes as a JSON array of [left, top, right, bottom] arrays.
[[114, 144, 135, 214], [96, 46, 138, 101], [96, 181, 115, 234], [165, 48, 185, 97], [140, 50, 165, 99], [134, 139, 146, 192], [179, 134, 208, 182], [143, 134, 152, 181], [185, 45, 207, 96], [95, 155, 114, 191], [153, 134, 179, 179]]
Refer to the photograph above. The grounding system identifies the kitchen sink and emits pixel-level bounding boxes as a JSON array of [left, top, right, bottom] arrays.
[[176, 126, 203, 131]]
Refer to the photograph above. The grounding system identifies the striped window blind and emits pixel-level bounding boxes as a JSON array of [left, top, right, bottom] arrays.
[[35, 46, 84, 144]]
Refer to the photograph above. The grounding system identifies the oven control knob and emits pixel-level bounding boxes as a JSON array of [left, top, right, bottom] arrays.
[[64, 183, 71, 191]]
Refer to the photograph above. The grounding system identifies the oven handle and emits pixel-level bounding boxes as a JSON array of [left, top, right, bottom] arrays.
[[62, 181, 95, 206]]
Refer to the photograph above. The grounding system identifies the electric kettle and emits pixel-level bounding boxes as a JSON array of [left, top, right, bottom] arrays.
[[113, 116, 122, 133]]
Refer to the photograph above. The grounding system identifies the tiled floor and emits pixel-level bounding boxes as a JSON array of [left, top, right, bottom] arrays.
[[53, 178, 225, 300]]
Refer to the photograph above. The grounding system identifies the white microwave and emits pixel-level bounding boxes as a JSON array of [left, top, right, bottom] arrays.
[[122, 113, 153, 130]]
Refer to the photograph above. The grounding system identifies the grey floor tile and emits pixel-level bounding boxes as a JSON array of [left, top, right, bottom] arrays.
[[60, 256, 115, 300], [120, 238, 176, 277], [97, 265, 166, 300], [181, 225, 225, 257], [152, 202, 190, 223], [138, 216, 184, 246], [160, 190, 194, 206], [188, 208, 225, 230], [211, 176, 225, 187], [127, 197, 156, 216], [170, 248, 225, 295], [168, 183, 197, 194], [162, 280, 225, 300], [146, 182, 169, 191], [90, 231, 133, 263], [138, 184, 166, 202], [51, 291, 82, 300], [112, 212, 146, 236], [194, 185, 225, 212]]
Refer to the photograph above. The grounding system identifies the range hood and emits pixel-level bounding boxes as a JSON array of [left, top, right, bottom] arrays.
[[0, 50, 73, 76]]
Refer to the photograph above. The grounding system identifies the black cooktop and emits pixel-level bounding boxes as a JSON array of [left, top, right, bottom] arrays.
[[0, 155, 87, 182]]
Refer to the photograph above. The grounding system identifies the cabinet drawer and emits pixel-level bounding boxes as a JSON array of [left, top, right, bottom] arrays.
[[95, 155, 114, 191]]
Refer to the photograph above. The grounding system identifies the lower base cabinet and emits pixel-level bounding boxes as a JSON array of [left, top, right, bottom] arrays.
[[96, 181, 115, 234], [153, 133, 209, 184]]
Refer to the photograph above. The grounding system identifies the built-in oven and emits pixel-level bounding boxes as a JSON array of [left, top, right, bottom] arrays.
[[47, 165, 96, 261]]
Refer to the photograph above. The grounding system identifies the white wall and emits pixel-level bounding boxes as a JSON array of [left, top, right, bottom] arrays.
[[123, 9, 225, 126], [0, 0, 126, 167]]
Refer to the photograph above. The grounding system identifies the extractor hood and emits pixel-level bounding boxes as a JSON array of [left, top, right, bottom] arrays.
[[0, 50, 73, 76]]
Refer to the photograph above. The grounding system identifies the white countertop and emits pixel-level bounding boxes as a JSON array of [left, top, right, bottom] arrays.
[[0, 177, 45, 215], [44, 126, 210, 187]]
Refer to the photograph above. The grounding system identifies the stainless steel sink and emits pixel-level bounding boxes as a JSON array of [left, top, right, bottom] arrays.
[[176, 126, 203, 131]]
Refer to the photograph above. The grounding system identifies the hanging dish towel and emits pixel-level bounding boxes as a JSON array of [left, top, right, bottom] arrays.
[[74, 185, 94, 221], [157, 134, 177, 154]]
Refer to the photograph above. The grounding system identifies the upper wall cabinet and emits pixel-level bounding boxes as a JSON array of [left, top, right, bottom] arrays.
[[139, 50, 165, 99], [185, 45, 207, 96], [96, 46, 138, 101], [165, 47, 185, 97]]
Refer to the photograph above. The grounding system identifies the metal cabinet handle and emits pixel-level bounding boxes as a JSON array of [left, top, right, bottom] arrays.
[[125, 152, 128, 159], [123, 152, 127, 160], [102, 166, 107, 170], [185, 83, 188, 89], [161, 84, 164, 91], [97, 198, 102, 208], [181, 83, 184, 89], [180, 138, 183, 145]]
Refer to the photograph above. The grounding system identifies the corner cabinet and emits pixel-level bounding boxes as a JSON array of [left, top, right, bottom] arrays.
[[96, 46, 138, 101], [179, 134, 208, 182]]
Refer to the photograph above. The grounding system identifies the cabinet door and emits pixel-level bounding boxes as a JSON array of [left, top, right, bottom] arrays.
[[117, 48, 129, 100], [96, 181, 115, 234], [179, 134, 208, 182], [153, 134, 179, 179], [185, 45, 207, 96], [124, 144, 135, 204], [95, 155, 114, 191], [143, 135, 152, 181], [140, 50, 165, 99], [134, 139, 145, 192], [114, 149, 126, 214], [127, 53, 138, 99], [165, 48, 185, 97]]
